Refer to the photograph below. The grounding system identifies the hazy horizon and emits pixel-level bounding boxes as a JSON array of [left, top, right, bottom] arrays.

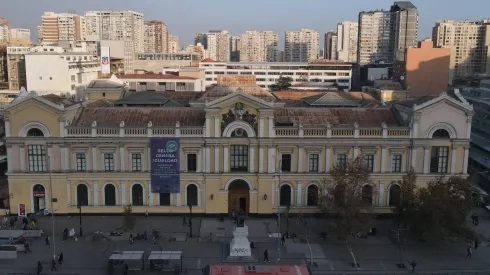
[[2, 0, 490, 47]]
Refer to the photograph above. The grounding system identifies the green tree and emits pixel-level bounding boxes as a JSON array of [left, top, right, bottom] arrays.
[[318, 156, 374, 267], [270, 76, 293, 91], [393, 168, 418, 230], [123, 204, 136, 231]]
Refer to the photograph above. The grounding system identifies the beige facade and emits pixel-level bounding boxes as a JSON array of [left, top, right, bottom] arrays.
[[144, 21, 168, 53], [285, 29, 319, 62], [40, 12, 84, 47], [239, 31, 278, 62], [4, 88, 473, 215], [168, 34, 179, 54]]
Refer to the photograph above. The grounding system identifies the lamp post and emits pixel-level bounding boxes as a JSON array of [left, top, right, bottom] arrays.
[[77, 202, 83, 237], [47, 155, 56, 259], [188, 204, 193, 238]]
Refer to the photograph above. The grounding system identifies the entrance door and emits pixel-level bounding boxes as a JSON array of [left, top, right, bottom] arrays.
[[239, 197, 247, 213], [228, 180, 250, 214]]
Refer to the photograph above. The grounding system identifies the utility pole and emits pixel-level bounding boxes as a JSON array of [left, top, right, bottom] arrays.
[[47, 155, 56, 259], [188, 204, 193, 238], [77, 202, 83, 236]]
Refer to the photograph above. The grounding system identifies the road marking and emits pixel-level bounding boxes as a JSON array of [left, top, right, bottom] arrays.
[[380, 261, 387, 270], [197, 258, 201, 269]]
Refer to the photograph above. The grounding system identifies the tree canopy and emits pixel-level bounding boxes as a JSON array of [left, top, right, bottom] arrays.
[[270, 76, 293, 91]]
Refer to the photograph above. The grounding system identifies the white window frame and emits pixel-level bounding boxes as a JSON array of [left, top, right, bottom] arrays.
[[131, 153, 143, 172], [308, 153, 320, 173]]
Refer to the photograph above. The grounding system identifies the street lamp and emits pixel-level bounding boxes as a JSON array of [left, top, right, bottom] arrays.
[[47, 155, 56, 259], [77, 202, 83, 237], [188, 204, 193, 238]]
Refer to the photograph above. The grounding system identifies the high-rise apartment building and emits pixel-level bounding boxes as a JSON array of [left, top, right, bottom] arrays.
[[0, 18, 11, 42], [230, 36, 240, 61], [285, 29, 319, 62], [324, 31, 337, 60], [144, 20, 168, 53], [7, 46, 30, 91], [358, 1, 418, 65], [238, 31, 278, 62], [336, 21, 358, 63], [37, 25, 43, 44], [84, 10, 144, 53], [196, 30, 231, 62], [168, 34, 179, 53], [40, 12, 85, 46], [10, 29, 31, 41], [432, 20, 490, 84]]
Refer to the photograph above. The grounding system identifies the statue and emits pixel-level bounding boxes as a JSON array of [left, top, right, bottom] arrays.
[[119, 121, 125, 128], [176, 121, 180, 127], [147, 121, 153, 128], [91, 121, 97, 127]]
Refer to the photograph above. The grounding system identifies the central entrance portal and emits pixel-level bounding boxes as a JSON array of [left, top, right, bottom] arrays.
[[228, 180, 250, 214]]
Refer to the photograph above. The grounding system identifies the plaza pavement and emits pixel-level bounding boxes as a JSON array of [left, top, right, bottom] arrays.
[[1, 209, 490, 275]]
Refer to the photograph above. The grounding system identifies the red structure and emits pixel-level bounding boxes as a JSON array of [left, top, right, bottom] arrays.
[[203, 265, 312, 275]]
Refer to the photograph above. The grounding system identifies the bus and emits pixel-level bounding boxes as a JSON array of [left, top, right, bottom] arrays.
[[202, 265, 313, 275]]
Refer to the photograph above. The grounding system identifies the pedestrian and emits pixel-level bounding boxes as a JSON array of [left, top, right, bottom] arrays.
[[145, 210, 149, 220], [63, 228, 68, 242], [37, 261, 43, 275], [182, 216, 187, 226], [152, 231, 157, 246], [45, 236, 50, 246], [58, 252, 64, 266], [51, 258, 56, 271], [281, 234, 286, 246], [6, 208, 9, 217], [24, 242, 32, 253], [209, 232, 212, 242], [143, 230, 148, 241], [466, 246, 472, 258], [129, 233, 134, 244], [263, 249, 270, 262], [124, 264, 129, 275], [475, 239, 479, 250], [220, 214, 224, 222], [410, 260, 416, 272]]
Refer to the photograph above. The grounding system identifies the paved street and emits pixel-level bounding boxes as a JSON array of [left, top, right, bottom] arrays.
[[1, 210, 490, 275]]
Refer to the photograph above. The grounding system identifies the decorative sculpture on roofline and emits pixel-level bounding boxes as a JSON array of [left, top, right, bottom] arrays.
[[221, 102, 257, 134]]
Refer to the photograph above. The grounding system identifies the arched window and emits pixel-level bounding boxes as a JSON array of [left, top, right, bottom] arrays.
[[76, 184, 88, 206], [27, 128, 44, 137], [432, 129, 450, 139], [132, 184, 143, 206], [362, 185, 374, 205], [186, 184, 198, 206], [307, 185, 319, 206], [334, 185, 345, 206], [279, 185, 292, 206], [389, 184, 401, 207], [104, 184, 116, 206]]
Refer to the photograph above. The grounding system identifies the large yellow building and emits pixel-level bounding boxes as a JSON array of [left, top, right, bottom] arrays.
[[4, 86, 473, 215]]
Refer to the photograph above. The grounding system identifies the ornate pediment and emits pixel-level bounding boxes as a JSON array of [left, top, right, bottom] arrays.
[[221, 102, 257, 134]]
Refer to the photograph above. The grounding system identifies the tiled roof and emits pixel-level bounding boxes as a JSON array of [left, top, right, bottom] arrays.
[[273, 91, 379, 107], [86, 99, 115, 107], [274, 108, 402, 126], [42, 94, 80, 107], [193, 85, 277, 103], [86, 79, 125, 89], [201, 58, 216, 62], [72, 107, 205, 127], [117, 74, 197, 80]]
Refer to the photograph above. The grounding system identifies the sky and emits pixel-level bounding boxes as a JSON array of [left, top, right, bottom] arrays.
[[2, 0, 490, 47]]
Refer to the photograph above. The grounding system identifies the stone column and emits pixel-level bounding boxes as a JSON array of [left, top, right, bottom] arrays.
[[296, 181, 302, 206], [92, 144, 97, 172], [378, 181, 385, 206], [271, 182, 275, 207], [451, 147, 457, 174], [297, 146, 304, 173], [59, 117, 66, 138], [223, 145, 229, 173], [120, 180, 126, 205], [6, 145, 12, 173], [48, 145, 53, 171], [119, 145, 125, 172], [93, 181, 98, 206], [147, 146, 151, 172], [148, 181, 153, 206], [197, 147, 202, 173], [67, 181, 71, 206], [214, 146, 220, 173], [380, 146, 387, 173], [325, 146, 331, 173], [176, 192, 181, 206], [267, 146, 276, 173], [259, 117, 265, 137], [205, 146, 211, 173], [205, 117, 211, 137], [411, 146, 417, 170], [19, 145, 26, 172], [463, 146, 469, 174], [259, 146, 265, 173], [249, 145, 255, 173], [4, 118, 10, 138], [466, 116, 472, 138], [268, 117, 275, 138], [423, 146, 430, 174], [214, 116, 220, 137]]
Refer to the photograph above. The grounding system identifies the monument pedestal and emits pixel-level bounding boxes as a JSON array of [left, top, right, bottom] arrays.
[[222, 222, 258, 263]]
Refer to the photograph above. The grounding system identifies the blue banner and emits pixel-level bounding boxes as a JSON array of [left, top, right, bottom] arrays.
[[151, 137, 180, 193]]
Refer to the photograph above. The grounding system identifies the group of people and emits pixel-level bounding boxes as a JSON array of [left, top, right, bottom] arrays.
[[62, 228, 78, 242], [36, 253, 64, 275]]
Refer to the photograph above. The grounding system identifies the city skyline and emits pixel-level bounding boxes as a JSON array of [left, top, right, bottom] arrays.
[[2, 0, 490, 47]]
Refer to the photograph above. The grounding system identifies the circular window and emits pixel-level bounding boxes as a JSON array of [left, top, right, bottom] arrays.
[[234, 128, 244, 137]]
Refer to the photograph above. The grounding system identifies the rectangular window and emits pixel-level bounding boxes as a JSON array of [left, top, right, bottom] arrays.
[[28, 145, 46, 172], [187, 153, 197, 172], [430, 147, 449, 173], [131, 153, 142, 172], [336, 154, 347, 169], [104, 153, 114, 171], [76, 153, 86, 171], [281, 154, 292, 172], [364, 154, 374, 172], [159, 193, 171, 206], [309, 154, 319, 172], [230, 145, 248, 172], [392, 154, 402, 172]]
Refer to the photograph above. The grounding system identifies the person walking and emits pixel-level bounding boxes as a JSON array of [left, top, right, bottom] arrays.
[[129, 233, 134, 244], [24, 241, 32, 253], [410, 260, 417, 272], [45, 236, 50, 246], [63, 228, 68, 242], [145, 210, 149, 220], [37, 261, 42, 275], [58, 252, 64, 266], [466, 246, 472, 258], [475, 239, 479, 250], [124, 264, 129, 275], [281, 234, 286, 246], [263, 249, 270, 263], [51, 258, 56, 271], [182, 216, 188, 226]]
